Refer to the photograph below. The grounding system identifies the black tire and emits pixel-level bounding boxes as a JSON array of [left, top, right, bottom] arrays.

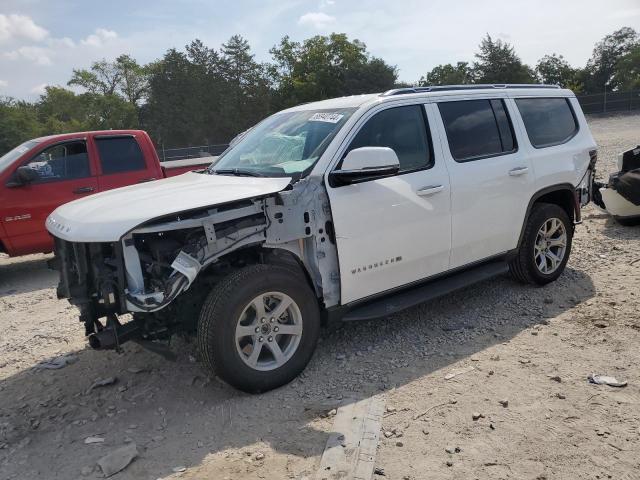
[[509, 203, 573, 285], [197, 264, 321, 393]]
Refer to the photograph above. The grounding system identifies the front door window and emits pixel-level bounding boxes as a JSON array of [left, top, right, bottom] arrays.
[[24, 141, 90, 182]]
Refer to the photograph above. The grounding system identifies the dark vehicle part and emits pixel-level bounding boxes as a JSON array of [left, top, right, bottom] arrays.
[[88, 315, 141, 350], [197, 264, 321, 393], [609, 146, 640, 206], [592, 146, 640, 225], [509, 203, 572, 285]]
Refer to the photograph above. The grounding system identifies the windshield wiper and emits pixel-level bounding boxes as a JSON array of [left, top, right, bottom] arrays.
[[212, 168, 265, 177]]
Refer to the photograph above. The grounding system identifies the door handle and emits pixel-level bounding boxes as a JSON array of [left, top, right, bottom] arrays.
[[73, 186, 95, 194], [509, 167, 529, 176], [416, 185, 444, 196], [137, 177, 157, 183]]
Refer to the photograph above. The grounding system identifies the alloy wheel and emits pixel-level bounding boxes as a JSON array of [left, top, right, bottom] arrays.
[[235, 292, 303, 371], [533, 217, 567, 274]]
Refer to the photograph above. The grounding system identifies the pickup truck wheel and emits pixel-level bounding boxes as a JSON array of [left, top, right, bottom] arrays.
[[197, 264, 320, 393], [509, 203, 572, 285]]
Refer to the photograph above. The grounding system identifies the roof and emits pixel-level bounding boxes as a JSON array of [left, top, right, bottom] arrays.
[[284, 94, 381, 112], [282, 84, 575, 113], [32, 129, 146, 143]]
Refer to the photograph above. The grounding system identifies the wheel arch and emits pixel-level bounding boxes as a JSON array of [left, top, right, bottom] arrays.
[[517, 184, 577, 249], [206, 244, 321, 300]]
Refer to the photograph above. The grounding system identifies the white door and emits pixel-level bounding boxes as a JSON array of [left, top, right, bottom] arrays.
[[326, 103, 452, 304], [433, 97, 534, 268]]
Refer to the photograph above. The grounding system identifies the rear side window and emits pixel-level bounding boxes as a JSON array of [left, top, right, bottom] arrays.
[[346, 105, 433, 172], [438, 99, 517, 162], [515, 98, 578, 148], [96, 136, 146, 174]]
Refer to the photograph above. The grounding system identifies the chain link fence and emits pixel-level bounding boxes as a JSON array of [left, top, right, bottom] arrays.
[[577, 90, 640, 115], [157, 144, 229, 163]]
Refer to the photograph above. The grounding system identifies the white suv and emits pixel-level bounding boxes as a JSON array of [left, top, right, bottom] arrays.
[[48, 84, 597, 392]]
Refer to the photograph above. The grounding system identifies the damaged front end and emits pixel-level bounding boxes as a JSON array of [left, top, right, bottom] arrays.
[[52, 177, 341, 353]]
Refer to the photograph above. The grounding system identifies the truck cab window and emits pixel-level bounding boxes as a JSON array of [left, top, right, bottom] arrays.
[[96, 137, 146, 174], [24, 141, 90, 182]]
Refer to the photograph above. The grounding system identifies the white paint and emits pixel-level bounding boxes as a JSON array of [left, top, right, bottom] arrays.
[[341, 146, 399, 170], [326, 103, 451, 303], [50, 86, 596, 310], [321, 88, 594, 304], [46, 172, 291, 242]]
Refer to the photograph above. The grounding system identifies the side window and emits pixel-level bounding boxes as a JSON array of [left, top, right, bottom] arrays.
[[96, 136, 146, 174], [346, 105, 432, 172], [438, 99, 517, 162], [515, 98, 578, 148], [24, 141, 90, 183]]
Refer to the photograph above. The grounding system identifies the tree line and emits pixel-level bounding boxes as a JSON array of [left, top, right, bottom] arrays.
[[1, 27, 639, 156]]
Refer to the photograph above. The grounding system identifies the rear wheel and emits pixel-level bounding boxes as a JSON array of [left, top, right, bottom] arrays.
[[197, 264, 320, 393], [509, 203, 573, 285]]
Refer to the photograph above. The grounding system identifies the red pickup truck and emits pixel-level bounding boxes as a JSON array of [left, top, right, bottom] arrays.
[[0, 130, 214, 257]]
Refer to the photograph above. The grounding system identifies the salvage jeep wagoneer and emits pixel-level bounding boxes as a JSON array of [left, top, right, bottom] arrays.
[[48, 84, 597, 392]]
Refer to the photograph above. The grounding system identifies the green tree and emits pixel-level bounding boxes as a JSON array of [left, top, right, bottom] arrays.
[[584, 27, 639, 92], [115, 55, 148, 105], [144, 49, 200, 147], [219, 35, 272, 139], [68, 59, 122, 96], [37, 86, 137, 132], [270, 33, 397, 108], [535, 54, 579, 88], [68, 56, 148, 106], [472, 34, 535, 84], [615, 45, 640, 91], [418, 62, 472, 86], [0, 98, 41, 155]]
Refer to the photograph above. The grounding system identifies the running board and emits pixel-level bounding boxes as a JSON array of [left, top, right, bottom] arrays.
[[342, 260, 509, 322]]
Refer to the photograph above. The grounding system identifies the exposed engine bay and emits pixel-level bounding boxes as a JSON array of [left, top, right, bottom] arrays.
[[53, 177, 340, 351]]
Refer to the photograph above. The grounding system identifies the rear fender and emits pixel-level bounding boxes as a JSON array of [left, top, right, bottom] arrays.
[[517, 184, 577, 248]]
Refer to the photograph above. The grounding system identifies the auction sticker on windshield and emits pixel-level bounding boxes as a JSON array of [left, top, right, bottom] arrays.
[[309, 112, 344, 123]]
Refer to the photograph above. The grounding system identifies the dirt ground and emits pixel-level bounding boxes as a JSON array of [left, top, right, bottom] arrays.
[[1, 113, 639, 480]]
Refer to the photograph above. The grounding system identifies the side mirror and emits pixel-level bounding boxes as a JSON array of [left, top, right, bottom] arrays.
[[329, 147, 400, 187], [8, 166, 40, 187]]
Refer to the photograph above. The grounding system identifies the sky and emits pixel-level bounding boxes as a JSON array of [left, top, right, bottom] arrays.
[[0, 0, 639, 100]]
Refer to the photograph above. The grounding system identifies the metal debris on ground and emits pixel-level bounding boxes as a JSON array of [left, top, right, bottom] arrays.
[[316, 397, 385, 480], [588, 373, 628, 388], [33, 354, 78, 370], [85, 376, 117, 394], [444, 366, 475, 380], [97, 443, 138, 477], [84, 436, 105, 444]]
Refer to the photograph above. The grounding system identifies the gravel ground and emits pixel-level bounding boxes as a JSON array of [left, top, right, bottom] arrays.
[[1, 113, 639, 480]]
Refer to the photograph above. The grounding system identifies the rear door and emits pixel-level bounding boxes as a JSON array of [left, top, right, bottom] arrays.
[[94, 134, 157, 192], [1, 139, 97, 255], [434, 97, 534, 268], [511, 96, 589, 193], [326, 102, 452, 304]]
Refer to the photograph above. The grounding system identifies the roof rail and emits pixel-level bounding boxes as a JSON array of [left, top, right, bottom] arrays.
[[380, 84, 561, 96]]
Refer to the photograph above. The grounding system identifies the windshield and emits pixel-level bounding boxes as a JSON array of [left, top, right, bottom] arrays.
[[0, 139, 40, 174], [209, 108, 356, 178]]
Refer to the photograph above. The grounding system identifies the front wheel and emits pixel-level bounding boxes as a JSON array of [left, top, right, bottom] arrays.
[[509, 203, 573, 285], [197, 264, 320, 393]]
